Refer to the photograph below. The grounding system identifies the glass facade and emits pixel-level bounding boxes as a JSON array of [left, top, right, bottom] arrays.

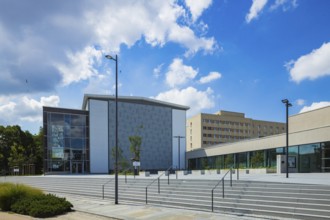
[[188, 142, 330, 173], [43, 107, 89, 174]]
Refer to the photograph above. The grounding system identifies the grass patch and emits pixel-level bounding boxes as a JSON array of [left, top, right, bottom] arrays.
[[0, 183, 43, 211], [0, 182, 73, 218]]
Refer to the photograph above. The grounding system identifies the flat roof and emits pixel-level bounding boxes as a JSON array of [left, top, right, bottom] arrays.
[[82, 94, 190, 111], [43, 106, 88, 115]]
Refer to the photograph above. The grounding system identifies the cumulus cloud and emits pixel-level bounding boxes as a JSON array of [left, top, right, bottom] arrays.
[[246, 0, 268, 23], [299, 101, 330, 113], [199, 71, 222, 84], [286, 42, 330, 83], [154, 86, 214, 116], [0, 95, 60, 125], [0, 0, 217, 94], [56, 46, 102, 86], [165, 58, 198, 88], [185, 0, 213, 22]]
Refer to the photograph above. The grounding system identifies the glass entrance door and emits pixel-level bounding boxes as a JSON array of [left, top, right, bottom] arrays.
[[71, 162, 83, 174]]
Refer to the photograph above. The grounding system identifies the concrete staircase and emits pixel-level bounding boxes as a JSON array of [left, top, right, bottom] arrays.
[[3, 175, 330, 219]]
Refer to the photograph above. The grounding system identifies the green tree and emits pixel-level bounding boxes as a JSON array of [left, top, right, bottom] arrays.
[[8, 143, 27, 168], [0, 125, 44, 174], [33, 127, 44, 174], [0, 125, 22, 172], [129, 125, 143, 161]]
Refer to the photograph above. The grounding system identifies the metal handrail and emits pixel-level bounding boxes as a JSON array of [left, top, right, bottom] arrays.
[[102, 167, 132, 199], [145, 166, 172, 204], [211, 168, 233, 212]]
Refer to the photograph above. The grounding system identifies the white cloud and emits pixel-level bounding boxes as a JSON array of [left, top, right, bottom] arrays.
[[0, 101, 16, 113], [299, 101, 330, 113], [165, 58, 198, 88], [286, 42, 330, 83], [0, 1, 218, 94], [56, 46, 102, 85], [86, 1, 217, 56], [270, 0, 298, 11], [168, 25, 217, 57], [0, 95, 60, 125], [295, 99, 305, 106], [185, 0, 213, 22], [246, 0, 268, 23], [199, 71, 222, 84], [154, 86, 214, 116]]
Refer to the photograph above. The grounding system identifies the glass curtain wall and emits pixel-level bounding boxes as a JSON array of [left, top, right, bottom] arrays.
[[321, 142, 330, 172], [45, 110, 89, 174], [187, 142, 328, 172]]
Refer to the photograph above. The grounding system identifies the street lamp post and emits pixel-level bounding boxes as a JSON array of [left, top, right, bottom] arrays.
[[282, 99, 292, 178], [174, 136, 185, 170], [105, 54, 118, 204]]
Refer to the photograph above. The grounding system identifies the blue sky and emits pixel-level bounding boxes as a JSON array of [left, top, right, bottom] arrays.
[[0, 0, 330, 134]]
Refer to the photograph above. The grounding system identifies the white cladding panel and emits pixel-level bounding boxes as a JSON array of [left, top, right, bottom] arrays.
[[89, 100, 108, 173], [172, 109, 187, 169]]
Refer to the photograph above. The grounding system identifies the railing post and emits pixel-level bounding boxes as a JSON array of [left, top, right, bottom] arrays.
[[211, 189, 214, 212], [158, 178, 160, 193], [146, 187, 148, 204], [222, 179, 224, 198], [168, 170, 170, 185], [230, 168, 232, 187], [125, 171, 127, 183], [102, 185, 104, 199]]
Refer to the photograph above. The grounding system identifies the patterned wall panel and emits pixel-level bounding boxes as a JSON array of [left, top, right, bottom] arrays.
[[108, 101, 172, 170]]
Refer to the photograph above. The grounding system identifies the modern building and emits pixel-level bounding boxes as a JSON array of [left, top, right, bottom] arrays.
[[186, 105, 330, 173], [43, 94, 189, 174], [187, 111, 286, 151]]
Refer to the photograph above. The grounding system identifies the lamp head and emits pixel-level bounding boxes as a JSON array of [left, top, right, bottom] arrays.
[[282, 99, 288, 104], [105, 54, 116, 61]]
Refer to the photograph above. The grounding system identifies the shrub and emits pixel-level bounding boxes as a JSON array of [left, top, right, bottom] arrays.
[[11, 194, 73, 218], [0, 183, 43, 211]]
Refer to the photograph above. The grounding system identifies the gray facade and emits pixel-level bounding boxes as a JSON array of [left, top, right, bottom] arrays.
[[85, 94, 189, 173], [108, 101, 172, 171]]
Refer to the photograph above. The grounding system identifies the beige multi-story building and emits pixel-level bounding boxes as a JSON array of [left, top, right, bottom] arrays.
[[187, 110, 286, 151]]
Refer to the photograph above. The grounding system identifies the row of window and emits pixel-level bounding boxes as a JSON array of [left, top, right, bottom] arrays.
[[202, 126, 283, 133], [202, 119, 251, 127], [203, 127, 251, 134], [203, 133, 249, 139]]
